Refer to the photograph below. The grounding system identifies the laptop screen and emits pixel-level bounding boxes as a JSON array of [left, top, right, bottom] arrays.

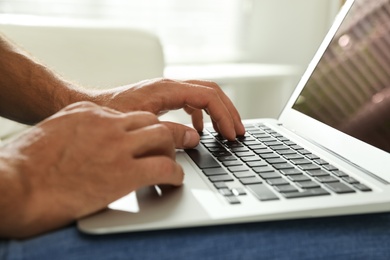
[[292, 0, 390, 153]]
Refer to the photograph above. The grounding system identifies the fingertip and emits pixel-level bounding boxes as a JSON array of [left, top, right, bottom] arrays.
[[183, 129, 200, 148], [236, 121, 246, 136], [191, 109, 204, 133], [173, 163, 185, 186]]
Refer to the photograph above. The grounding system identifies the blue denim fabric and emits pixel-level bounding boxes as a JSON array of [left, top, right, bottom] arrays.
[[1, 213, 390, 260]]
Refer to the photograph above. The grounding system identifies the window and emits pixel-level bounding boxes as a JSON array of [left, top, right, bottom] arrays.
[[0, 0, 246, 64]]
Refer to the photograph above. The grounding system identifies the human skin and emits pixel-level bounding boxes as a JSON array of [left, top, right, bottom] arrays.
[[0, 34, 245, 238]]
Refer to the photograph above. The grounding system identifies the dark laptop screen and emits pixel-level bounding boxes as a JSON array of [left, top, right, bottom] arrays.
[[292, 0, 390, 153]]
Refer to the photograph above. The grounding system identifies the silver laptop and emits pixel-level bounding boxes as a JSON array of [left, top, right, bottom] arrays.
[[78, 0, 390, 235]]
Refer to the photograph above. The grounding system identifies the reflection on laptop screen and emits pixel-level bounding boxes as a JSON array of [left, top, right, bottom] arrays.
[[292, 0, 390, 153]]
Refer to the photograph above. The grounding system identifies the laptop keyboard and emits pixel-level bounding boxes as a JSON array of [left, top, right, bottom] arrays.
[[185, 123, 372, 205]]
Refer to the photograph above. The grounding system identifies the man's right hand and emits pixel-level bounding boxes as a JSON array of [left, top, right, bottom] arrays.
[[0, 101, 184, 238]]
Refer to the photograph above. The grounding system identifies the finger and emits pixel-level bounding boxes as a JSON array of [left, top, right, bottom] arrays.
[[144, 79, 235, 139], [183, 106, 204, 133], [186, 80, 245, 136], [169, 81, 236, 139], [211, 118, 221, 136], [128, 124, 176, 159], [118, 111, 160, 132], [131, 157, 184, 188], [162, 121, 200, 149]]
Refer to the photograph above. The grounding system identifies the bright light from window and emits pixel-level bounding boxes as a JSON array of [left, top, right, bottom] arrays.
[[0, 0, 245, 64]]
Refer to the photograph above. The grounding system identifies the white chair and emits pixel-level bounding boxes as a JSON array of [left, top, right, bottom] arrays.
[[0, 17, 165, 137]]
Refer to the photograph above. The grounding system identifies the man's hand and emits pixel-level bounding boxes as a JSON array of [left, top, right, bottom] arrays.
[[92, 78, 246, 142], [0, 101, 184, 238]]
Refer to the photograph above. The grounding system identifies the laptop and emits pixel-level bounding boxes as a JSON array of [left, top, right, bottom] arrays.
[[78, 0, 390, 234]]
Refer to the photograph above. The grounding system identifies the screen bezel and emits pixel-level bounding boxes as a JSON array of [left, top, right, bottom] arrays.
[[279, 0, 390, 179]]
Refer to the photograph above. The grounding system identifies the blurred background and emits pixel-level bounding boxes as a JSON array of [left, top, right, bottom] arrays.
[[0, 0, 344, 137]]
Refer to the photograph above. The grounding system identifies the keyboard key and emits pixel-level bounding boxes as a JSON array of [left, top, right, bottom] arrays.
[[331, 170, 349, 177], [306, 169, 330, 177], [269, 145, 290, 151], [242, 140, 261, 146], [299, 149, 312, 155], [199, 132, 213, 138], [323, 165, 338, 171], [324, 182, 355, 194], [342, 177, 359, 184], [234, 171, 256, 178], [219, 188, 234, 196], [237, 135, 254, 142], [225, 196, 241, 204], [232, 187, 247, 196], [258, 137, 277, 143], [315, 175, 339, 183], [266, 158, 287, 164], [253, 165, 275, 173], [288, 174, 311, 182], [241, 156, 261, 162], [248, 144, 268, 150], [290, 158, 312, 165], [247, 161, 268, 167], [282, 188, 330, 199], [353, 183, 372, 192], [260, 153, 280, 159], [267, 178, 290, 186], [231, 147, 250, 152], [280, 168, 303, 175], [212, 151, 232, 157], [246, 183, 279, 201], [283, 140, 296, 146], [258, 172, 282, 179], [240, 177, 263, 185], [217, 155, 237, 162], [283, 154, 304, 160], [186, 146, 220, 169], [299, 164, 321, 171], [228, 165, 250, 172], [274, 184, 299, 193], [297, 181, 320, 189], [264, 141, 283, 146], [223, 141, 243, 148], [273, 163, 295, 170], [235, 151, 256, 157], [214, 182, 228, 189], [203, 168, 227, 176], [291, 145, 303, 150], [201, 139, 219, 144], [254, 148, 274, 154], [204, 142, 223, 148], [209, 175, 234, 182], [223, 160, 243, 167], [277, 149, 297, 155], [306, 154, 320, 160], [208, 147, 227, 153], [314, 159, 329, 165]]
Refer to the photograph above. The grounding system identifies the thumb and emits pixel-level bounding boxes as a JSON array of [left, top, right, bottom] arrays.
[[161, 121, 200, 149]]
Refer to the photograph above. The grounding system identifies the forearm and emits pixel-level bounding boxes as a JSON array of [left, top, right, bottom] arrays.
[[0, 34, 89, 124], [0, 151, 33, 238]]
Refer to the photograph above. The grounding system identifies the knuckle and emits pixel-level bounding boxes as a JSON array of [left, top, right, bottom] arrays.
[[205, 86, 219, 98], [135, 111, 159, 123], [207, 80, 220, 89], [63, 101, 98, 111], [154, 124, 173, 139], [158, 158, 181, 180], [155, 78, 175, 86], [160, 158, 175, 173]]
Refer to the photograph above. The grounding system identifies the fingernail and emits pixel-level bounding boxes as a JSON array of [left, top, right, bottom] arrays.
[[184, 130, 199, 148]]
